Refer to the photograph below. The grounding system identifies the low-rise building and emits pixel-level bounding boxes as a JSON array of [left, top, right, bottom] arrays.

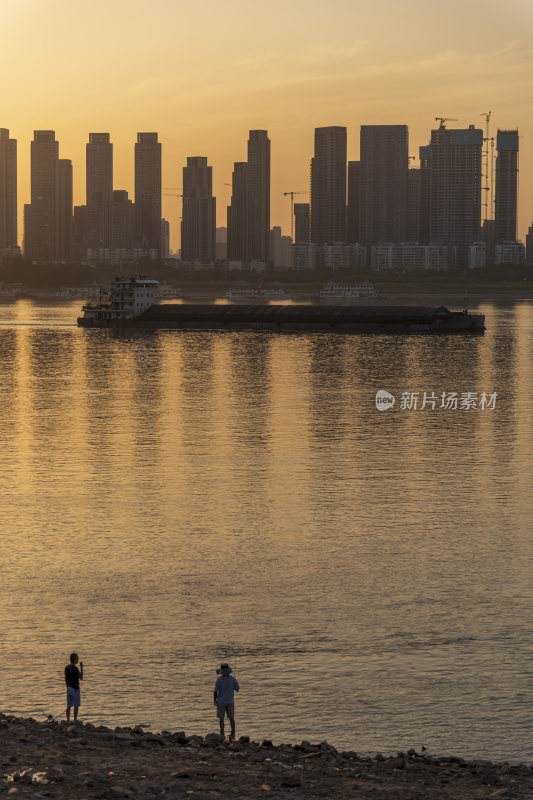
[[371, 243, 452, 271], [292, 243, 318, 270], [468, 242, 486, 269], [494, 240, 526, 265]]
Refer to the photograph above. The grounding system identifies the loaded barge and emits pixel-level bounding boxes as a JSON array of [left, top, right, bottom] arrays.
[[77, 277, 485, 334]]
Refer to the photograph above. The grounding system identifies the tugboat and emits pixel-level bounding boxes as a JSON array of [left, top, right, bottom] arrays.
[[78, 276, 158, 325]]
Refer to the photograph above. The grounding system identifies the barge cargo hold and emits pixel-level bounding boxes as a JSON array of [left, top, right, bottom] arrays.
[[78, 302, 485, 334]]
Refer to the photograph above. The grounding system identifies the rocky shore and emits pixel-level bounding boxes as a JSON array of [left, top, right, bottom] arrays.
[[1, 713, 532, 800]]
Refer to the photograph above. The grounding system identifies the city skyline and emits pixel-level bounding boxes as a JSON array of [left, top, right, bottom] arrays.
[[1, 0, 532, 250], [0, 118, 528, 259]]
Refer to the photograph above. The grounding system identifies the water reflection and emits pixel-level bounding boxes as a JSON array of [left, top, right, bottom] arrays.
[[0, 300, 532, 761]]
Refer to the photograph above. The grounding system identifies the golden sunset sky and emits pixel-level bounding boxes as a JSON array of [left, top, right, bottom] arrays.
[[1, 0, 532, 250]]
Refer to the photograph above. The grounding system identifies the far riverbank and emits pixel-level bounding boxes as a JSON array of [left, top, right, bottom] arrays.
[[3, 287, 533, 306]]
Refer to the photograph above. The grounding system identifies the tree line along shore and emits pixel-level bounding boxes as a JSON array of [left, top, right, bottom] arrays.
[[1, 713, 532, 800], [1, 259, 533, 297]]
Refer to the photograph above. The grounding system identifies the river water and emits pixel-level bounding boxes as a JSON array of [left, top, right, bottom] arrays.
[[0, 299, 532, 761]]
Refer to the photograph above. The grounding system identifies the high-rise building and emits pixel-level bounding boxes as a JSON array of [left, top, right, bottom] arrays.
[[481, 218, 496, 262], [73, 205, 88, 260], [227, 161, 248, 261], [407, 168, 421, 243], [26, 130, 59, 261], [526, 223, 533, 266], [161, 219, 170, 258], [227, 130, 271, 264], [112, 190, 135, 249], [181, 156, 216, 263], [270, 226, 292, 267], [247, 130, 270, 261], [495, 129, 519, 244], [135, 132, 162, 252], [56, 158, 73, 260], [86, 133, 113, 249], [294, 202, 310, 244], [359, 125, 408, 247], [428, 123, 483, 265], [418, 145, 432, 244], [0, 128, 17, 249], [23, 205, 31, 257], [310, 126, 347, 244], [346, 161, 360, 244], [216, 227, 227, 260]]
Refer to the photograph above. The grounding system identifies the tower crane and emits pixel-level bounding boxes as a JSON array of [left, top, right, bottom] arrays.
[[283, 191, 307, 242], [162, 192, 184, 220], [480, 111, 494, 224], [435, 117, 458, 128]]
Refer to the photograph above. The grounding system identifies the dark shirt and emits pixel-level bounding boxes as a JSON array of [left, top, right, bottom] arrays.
[[65, 664, 81, 691]]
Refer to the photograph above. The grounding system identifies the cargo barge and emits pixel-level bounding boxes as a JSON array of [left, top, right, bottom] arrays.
[[77, 277, 485, 334]]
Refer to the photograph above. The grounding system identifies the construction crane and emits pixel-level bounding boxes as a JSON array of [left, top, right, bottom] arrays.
[[283, 191, 306, 242], [480, 111, 494, 225], [162, 192, 184, 220], [435, 117, 458, 128]]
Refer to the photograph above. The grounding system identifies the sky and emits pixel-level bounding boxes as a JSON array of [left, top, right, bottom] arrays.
[[1, 0, 533, 250]]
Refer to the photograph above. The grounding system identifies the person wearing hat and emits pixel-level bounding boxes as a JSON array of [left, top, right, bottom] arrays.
[[214, 663, 240, 740]]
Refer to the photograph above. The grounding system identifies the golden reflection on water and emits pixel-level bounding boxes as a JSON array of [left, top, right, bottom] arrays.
[[0, 299, 533, 761]]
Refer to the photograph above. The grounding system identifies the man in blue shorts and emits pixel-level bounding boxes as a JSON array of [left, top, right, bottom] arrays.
[[214, 663, 240, 740], [64, 652, 83, 722]]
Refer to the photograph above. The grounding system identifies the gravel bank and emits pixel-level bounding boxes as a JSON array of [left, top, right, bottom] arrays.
[[1, 714, 533, 799]]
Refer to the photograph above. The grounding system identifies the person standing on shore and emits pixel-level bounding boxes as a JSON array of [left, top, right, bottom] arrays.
[[65, 653, 83, 722], [214, 663, 239, 740]]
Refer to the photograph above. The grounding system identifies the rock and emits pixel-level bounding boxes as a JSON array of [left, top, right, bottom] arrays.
[[46, 767, 65, 782], [142, 733, 166, 744], [115, 733, 136, 742], [281, 773, 302, 787], [30, 773, 48, 785], [110, 785, 130, 797], [261, 740, 273, 748], [171, 770, 195, 779], [472, 758, 494, 767], [387, 756, 405, 770], [239, 735, 250, 744], [204, 733, 225, 744]]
